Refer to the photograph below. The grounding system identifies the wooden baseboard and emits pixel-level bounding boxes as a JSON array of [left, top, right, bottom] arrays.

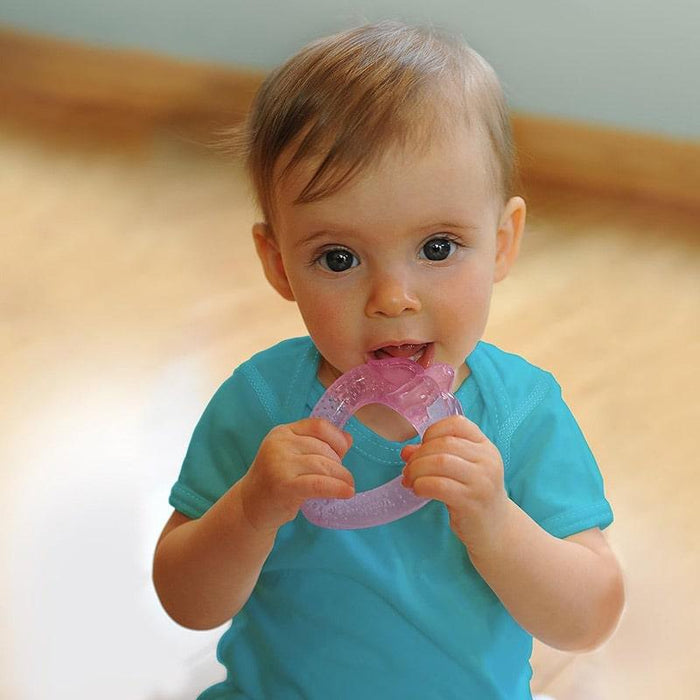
[[0, 25, 264, 140], [2, 25, 698, 208], [512, 114, 700, 209]]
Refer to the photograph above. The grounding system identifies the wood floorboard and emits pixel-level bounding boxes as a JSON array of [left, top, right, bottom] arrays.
[[1, 118, 698, 699]]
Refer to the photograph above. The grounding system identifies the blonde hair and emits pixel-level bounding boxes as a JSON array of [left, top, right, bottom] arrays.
[[229, 20, 517, 223]]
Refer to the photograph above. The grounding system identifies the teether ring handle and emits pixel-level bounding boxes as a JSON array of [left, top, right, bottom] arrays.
[[301, 359, 463, 529]]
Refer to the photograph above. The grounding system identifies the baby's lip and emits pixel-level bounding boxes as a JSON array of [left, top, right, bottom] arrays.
[[368, 340, 426, 353], [367, 341, 434, 367]]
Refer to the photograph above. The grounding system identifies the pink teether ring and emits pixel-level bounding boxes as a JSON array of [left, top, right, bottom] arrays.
[[301, 358, 463, 529]]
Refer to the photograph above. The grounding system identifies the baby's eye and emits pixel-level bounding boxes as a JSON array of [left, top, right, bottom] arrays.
[[318, 248, 359, 272], [420, 237, 458, 261]]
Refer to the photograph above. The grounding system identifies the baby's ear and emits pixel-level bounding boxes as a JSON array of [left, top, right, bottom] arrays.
[[252, 223, 295, 301], [494, 196, 526, 283]]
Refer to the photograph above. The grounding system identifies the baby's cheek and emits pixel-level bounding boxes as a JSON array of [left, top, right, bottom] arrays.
[[302, 300, 346, 338], [312, 300, 341, 325], [298, 294, 356, 354]]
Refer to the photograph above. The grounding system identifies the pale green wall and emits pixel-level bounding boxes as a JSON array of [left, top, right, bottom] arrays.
[[1, 0, 698, 139]]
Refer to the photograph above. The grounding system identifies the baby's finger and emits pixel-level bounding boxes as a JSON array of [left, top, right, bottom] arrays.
[[297, 455, 355, 488], [421, 414, 486, 444], [292, 433, 353, 464], [404, 435, 482, 464], [292, 473, 355, 501], [410, 475, 466, 507], [402, 454, 470, 488], [291, 417, 353, 458], [400, 444, 421, 462]]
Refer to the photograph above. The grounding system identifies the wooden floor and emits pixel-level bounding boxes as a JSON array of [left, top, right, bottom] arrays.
[[1, 115, 699, 699]]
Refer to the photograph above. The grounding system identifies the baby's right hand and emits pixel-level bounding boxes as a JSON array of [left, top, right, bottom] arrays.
[[239, 418, 355, 533]]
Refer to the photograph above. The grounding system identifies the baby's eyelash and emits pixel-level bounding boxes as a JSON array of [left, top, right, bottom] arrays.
[[305, 247, 331, 267], [424, 233, 463, 246]]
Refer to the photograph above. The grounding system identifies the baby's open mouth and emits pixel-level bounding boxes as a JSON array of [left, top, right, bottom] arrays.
[[370, 342, 433, 367]]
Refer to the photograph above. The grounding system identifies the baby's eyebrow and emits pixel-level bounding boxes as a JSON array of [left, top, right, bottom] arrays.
[[296, 228, 354, 248], [295, 220, 480, 250], [411, 220, 481, 239], [428, 221, 478, 232]]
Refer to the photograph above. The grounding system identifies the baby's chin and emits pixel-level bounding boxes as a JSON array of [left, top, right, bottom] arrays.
[[451, 360, 471, 392]]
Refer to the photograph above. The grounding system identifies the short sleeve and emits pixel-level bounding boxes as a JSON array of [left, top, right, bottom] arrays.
[[504, 375, 613, 539], [169, 368, 272, 519]]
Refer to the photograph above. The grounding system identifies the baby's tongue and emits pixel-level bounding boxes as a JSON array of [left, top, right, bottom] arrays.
[[377, 343, 424, 358]]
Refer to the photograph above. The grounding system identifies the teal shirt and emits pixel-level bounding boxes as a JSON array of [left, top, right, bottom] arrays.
[[170, 337, 613, 699]]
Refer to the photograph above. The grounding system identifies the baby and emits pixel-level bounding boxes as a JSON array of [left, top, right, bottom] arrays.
[[153, 20, 624, 699]]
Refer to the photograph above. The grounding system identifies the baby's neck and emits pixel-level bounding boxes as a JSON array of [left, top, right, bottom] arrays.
[[353, 403, 418, 442]]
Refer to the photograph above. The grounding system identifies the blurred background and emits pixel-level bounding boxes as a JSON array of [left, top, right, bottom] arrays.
[[1, 1, 698, 698], [2, 0, 699, 138]]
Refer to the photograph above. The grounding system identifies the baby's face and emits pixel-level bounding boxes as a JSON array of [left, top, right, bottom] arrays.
[[261, 124, 523, 390]]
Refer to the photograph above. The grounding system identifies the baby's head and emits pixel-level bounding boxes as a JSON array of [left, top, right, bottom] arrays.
[[232, 21, 526, 390], [234, 20, 518, 224]]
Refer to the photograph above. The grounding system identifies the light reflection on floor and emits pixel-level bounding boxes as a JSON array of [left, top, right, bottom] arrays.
[[4, 356, 226, 698]]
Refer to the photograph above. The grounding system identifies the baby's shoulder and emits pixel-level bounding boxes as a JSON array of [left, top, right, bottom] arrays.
[[239, 336, 316, 389], [469, 341, 559, 419], [227, 336, 317, 423]]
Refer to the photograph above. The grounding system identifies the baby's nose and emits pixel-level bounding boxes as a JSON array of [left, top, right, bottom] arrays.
[[365, 273, 421, 317]]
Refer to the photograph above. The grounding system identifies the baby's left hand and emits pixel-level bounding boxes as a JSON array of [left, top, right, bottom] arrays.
[[401, 415, 509, 552]]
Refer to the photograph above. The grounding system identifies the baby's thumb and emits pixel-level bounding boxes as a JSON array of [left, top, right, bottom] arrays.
[[400, 444, 420, 462], [340, 430, 354, 456]]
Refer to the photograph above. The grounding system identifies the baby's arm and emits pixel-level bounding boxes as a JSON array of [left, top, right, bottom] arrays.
[[401, 416, 624, 652], [153, 418, 354, 630], [467, 510, 623, 651]]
